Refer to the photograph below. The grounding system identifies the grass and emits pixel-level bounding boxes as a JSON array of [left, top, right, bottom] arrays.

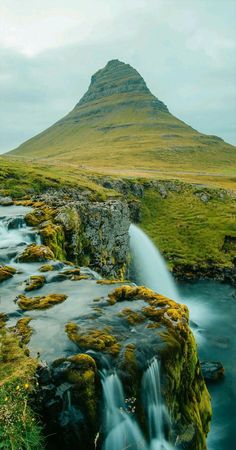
[[0, 325, 44, 449], [140, 184, 236, 270], [0, 156, 119, 200]]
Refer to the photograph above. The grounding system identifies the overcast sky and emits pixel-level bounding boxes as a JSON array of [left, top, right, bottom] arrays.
[[0, 0, 235, 154]]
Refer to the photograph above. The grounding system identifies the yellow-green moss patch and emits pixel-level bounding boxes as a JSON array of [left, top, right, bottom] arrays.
[[17, 293, 68, 310], [39, 221, 66, 260], [25, 275, 46, 292], [65, 323, 120, 356], [0, 265, 16, 282], [39, 264, 55, 272], [18, 244, 54, 262]]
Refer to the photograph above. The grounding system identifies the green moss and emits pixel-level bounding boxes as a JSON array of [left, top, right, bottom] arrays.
[[17, 293, 68, 310], [40, 221, 66, 260], [14, 317, 33, 344], [18, 244, 54, 263], [25, 275, 46, 292], [0, 266, 16, 282], [0, 313, 7, 329], [25, 206, 55, 226], [161, 328, 212, 450], [39, 264, 55, 272], [0, 325, 44, 449], [65, 323, 120, 356]]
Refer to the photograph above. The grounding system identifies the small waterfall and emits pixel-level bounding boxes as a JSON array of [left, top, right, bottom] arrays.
[[101, 370, 147, 450], [142, 358, 173, 450], [129, 224, 179, 301], [101, 362, 174, 450]]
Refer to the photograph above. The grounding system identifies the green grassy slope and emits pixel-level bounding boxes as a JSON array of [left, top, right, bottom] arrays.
[[0, 157, 118, 200], [8, 60, 236, 175], [140, 185, 236, 271]]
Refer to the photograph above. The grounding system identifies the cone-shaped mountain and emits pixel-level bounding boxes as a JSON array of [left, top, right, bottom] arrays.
[[9, 59, 235, 171]]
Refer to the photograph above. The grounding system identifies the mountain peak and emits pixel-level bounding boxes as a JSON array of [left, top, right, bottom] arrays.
[[77, 59, 167, 109]]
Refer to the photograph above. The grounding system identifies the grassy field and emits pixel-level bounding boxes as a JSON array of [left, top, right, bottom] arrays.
[[140, 184, 236, 271], [0, 156, 119, 200]]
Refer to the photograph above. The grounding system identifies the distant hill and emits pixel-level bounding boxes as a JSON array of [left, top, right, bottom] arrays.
[[8, 59, 235, 172]]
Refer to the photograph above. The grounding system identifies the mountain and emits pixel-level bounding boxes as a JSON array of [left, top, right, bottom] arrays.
[[8, 59, 235, 172]]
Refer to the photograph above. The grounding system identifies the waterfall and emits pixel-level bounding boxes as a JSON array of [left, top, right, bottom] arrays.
[[129, 224, 179, 301], [101, 370, 147, 450], [101, 361, 174, 450], [142, 358, 173, 450]]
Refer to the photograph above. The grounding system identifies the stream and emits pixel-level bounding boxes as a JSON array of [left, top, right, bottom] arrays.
[[0, 207, 235, 449]]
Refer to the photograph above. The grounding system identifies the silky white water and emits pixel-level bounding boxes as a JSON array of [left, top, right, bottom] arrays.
[[143, 359, 173, 450], [129, 224, 179, 300], [101, 370, 147, 450], [101, 359, 173, 450]]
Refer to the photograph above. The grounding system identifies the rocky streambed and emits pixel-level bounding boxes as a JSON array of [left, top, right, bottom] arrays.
[[0, 203, 212, 450]]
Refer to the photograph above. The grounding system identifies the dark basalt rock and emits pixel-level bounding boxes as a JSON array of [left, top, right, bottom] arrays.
[[201, 361, 224, 382]]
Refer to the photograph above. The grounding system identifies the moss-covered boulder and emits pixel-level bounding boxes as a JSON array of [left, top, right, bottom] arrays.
[[25, 275, 46, 291], [39, 264, 55, 272], [0, 265, 16, 282], [65, 323, 120, 356], [39, 221, 66, 260], [25, 206, 55, 226], [18, 244, 54, 262], [17, 293, 68, 310]]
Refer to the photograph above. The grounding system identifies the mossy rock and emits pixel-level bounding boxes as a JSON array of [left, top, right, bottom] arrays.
[[109, 285, 189, 332], [18, 244, 54, 262], [25, 275, 46, 291], [39, 264, 55, 272], [65, 323, 120, 356], [0, 265, 16, 282], [68, 353, 96, 370], [17, 293, 68, 310], [25, 206, 55, 226], [39, 221, 66, 260], [14, 317, 33, 344]]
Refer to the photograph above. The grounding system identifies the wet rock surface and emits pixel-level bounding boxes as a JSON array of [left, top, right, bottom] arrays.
[[201, 361, 224, 382]]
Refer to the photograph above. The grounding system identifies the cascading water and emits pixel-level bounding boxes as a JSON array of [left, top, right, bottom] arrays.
[[0, 206, 41, 263], [129, 224, 179, 301], [101, 360, 174, 450], [142, 359, 173, 450], [101, 370, 147, 450]]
